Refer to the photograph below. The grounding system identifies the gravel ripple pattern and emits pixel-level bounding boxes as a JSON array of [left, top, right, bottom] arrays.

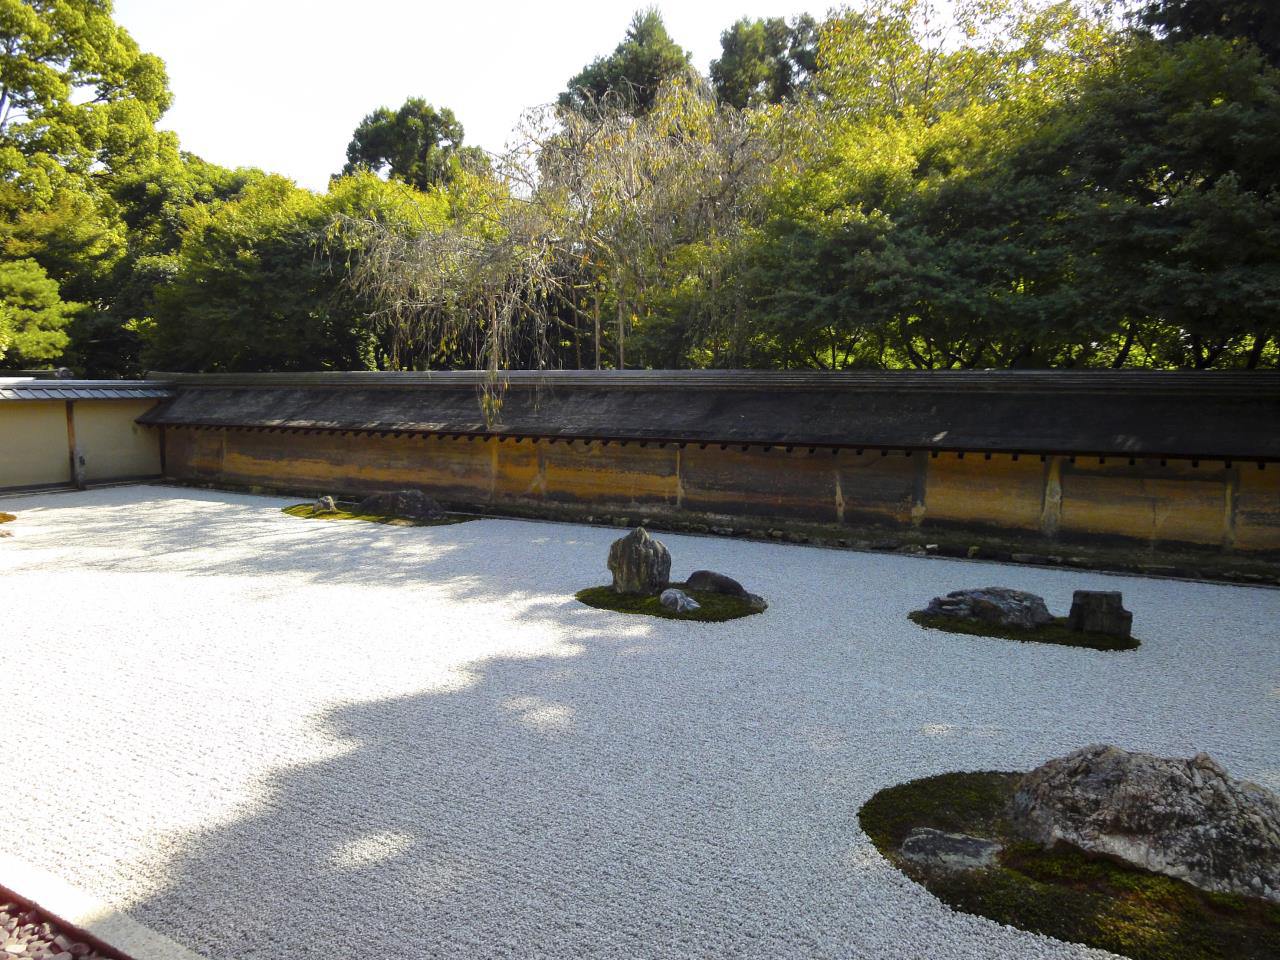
[[1, 486, 1277, 960]]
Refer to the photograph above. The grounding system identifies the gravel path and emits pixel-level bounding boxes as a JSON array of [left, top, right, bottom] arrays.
[[1, 485, 1276, 960]]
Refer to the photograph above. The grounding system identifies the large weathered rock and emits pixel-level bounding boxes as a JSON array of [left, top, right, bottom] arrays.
[[355, 489, 446, 521], [900, 827, 1002, 873], [1011, 745, 1280, 903], [313, 495, 339, 514], [607, 527, 671, 595], [924, 587, 1053, 630], [659, 588, 700, 613], [1067, 591, 1133, 637]]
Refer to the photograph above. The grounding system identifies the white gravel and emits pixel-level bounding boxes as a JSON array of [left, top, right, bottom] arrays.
[[1, 485, 1277, 960]]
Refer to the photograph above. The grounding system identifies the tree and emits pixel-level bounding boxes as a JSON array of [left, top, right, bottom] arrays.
[[342, 98, 486, 191], [559, 9, 692, 115], [144, 173, 439, 373], [710, 15, 818, 108], [1140, 0, 1280, 64], [0, 257, 75, 365]]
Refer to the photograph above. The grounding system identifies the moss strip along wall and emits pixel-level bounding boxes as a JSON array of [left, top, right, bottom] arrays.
[[160, 426, 1280, 555]]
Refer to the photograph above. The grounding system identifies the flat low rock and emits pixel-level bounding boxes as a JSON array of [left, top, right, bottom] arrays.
[[925, 587, 1053, 630], [900, 828, 1002, 872], [1011, 744, 1280, 903], [685, 569, 768, 611], [354, 489, 446, 521]]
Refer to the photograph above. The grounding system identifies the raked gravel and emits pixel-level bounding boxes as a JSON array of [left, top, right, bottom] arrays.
[[1, 485, 1277, 960]]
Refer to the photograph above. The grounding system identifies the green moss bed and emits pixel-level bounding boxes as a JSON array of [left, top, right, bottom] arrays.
[[575, 584, 764, 622], [908, 610, 1140, 651], [282, 503, 472, 527], [859, 771, 1280, 960]]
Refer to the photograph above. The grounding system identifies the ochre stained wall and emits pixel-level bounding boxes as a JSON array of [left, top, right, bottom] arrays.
[[159, 427, 1280, 554]]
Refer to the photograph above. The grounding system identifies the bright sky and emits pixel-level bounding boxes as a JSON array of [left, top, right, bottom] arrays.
[[113, 0, 823, 192]]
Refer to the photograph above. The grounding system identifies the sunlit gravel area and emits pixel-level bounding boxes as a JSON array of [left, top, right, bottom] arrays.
[[1, 485, 1277, 960]]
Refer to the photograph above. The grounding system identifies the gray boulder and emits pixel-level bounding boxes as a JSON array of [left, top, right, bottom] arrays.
[[313, 495, 339, 514], [686, 569, 768, 611], [355, 489, 446, 521], [686, 569, 748, 596], [1011, 745, 1280, 903], [1067, 590, 1133, 637], [900, 828, 1002, 872], [925, 587, 1053, 630], [659, 588, 700, 613], [608, 527, 671, 595]]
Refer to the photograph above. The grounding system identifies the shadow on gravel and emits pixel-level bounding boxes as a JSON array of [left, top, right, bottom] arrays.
[[119, 635, 857, 959]]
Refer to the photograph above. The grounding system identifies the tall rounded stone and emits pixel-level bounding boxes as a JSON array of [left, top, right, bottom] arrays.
[[607, 527, 671, 595]]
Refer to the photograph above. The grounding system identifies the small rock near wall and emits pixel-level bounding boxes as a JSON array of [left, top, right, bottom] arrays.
[[355, 489, 446, 521]]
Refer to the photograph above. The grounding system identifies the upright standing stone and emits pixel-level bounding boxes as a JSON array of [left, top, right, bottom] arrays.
[[607, 527, 671, 595], [314, 496, 339, 514], [1067, 591, 1132, 637]]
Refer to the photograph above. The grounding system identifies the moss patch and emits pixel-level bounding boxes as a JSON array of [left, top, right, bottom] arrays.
[[859, 772, 1280, 960], [0, 512, 14, 524], [575, 584, 764, 622], [908, 610, 1140, 651], [282, 503, 472, 527]]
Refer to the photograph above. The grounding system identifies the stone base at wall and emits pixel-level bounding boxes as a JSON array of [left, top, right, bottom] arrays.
[[165, 477, 1280, 588]]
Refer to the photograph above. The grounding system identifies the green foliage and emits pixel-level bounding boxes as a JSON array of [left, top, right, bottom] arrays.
[[575, 584, 764, 622], [1141, 0, 1280, 64], [907, 610, 1141, 651], [560, 9, 693, 115], [342, 98, 486, 191], [144, 172, 441, 372], [710, 15, 817, 108], [0, 256, 75, 364], [859, 771, 1280, 960]]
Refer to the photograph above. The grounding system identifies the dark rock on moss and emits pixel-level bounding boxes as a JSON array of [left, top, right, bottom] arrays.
[[607, 527, 671, 595], [686, 569, 768, 611], [925, 587, 1053, 630], [900, 827, 1002, 872], [355, 489, 446, 521], [1012, 745, 1280, 904], [1067, 591, 1132, 638]]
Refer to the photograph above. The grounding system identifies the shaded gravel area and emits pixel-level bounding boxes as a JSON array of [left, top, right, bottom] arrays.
[[0, 486, 1277, 960]]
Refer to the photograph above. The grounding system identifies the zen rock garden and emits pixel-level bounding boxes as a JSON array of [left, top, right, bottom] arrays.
[[910, 585, 1140, 650], [576, 527, 769, 621]]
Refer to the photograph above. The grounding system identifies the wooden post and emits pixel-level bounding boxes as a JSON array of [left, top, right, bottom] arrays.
[[65, 400, 86, 489]]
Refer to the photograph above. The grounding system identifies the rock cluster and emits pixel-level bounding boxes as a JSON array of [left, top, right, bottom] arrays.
[[607, 527, 671, 594], [1067, 590, 1132, 638], [355, 489, 446, 521], [1, 900, 112, 959], [924, 587, 1053, 630], [1011, 744, 1280, 903]]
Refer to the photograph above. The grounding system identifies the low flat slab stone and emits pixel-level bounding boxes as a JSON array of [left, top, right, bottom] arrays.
[[900, 828, 1002, 872], [924, 587, 1053, 630]]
